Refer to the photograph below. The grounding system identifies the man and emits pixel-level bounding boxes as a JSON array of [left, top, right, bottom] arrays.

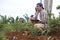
[[34, 3, 48, 29]]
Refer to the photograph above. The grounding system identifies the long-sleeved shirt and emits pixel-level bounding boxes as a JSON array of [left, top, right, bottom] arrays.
[[35, 9, 48, 23]]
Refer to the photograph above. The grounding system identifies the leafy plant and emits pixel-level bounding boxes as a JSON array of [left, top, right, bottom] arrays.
[[20, 23, 39, 36]]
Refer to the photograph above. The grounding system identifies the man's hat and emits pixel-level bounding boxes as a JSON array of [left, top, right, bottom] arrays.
[[37, 3, 44, 9]]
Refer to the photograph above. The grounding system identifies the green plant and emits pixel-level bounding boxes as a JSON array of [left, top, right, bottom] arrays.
[[20, 23, 39, 36], [47, 12, 60, 34], [56, 5, 60, 9]]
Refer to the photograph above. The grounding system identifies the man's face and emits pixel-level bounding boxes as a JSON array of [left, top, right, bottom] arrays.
[[35, 5, 42, 12]]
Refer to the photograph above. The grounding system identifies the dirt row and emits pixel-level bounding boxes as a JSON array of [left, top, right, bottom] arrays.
[[6, 32, 60, 40]]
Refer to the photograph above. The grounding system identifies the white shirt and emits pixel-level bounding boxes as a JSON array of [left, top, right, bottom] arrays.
[[37, 13, 41, 21]]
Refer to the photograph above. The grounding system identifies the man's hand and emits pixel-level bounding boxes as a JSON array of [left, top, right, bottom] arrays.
[[35, 7, 39, 13], [35, 7, 37, 12]]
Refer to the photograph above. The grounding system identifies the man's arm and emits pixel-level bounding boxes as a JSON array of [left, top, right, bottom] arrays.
[[41, 11, 48, 24], [44, 11, 48, 23]]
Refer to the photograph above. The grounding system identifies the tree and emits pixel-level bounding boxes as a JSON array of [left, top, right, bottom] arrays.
[[8, 17, 14, 24], [19, 18, 26, 23], [56, 5, 60, 21], [56, 5, 60, 9], [16, 16, 19, 22], [0, 15, 8, 24], [23, 14, 29, 22]]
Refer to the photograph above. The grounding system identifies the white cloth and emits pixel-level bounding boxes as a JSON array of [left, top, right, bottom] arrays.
[[37, 13, 41, 21], [34, 23, 44, 28]]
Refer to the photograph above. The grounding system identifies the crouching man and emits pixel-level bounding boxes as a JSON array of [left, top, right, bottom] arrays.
[[30, 3, 48, 31]]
